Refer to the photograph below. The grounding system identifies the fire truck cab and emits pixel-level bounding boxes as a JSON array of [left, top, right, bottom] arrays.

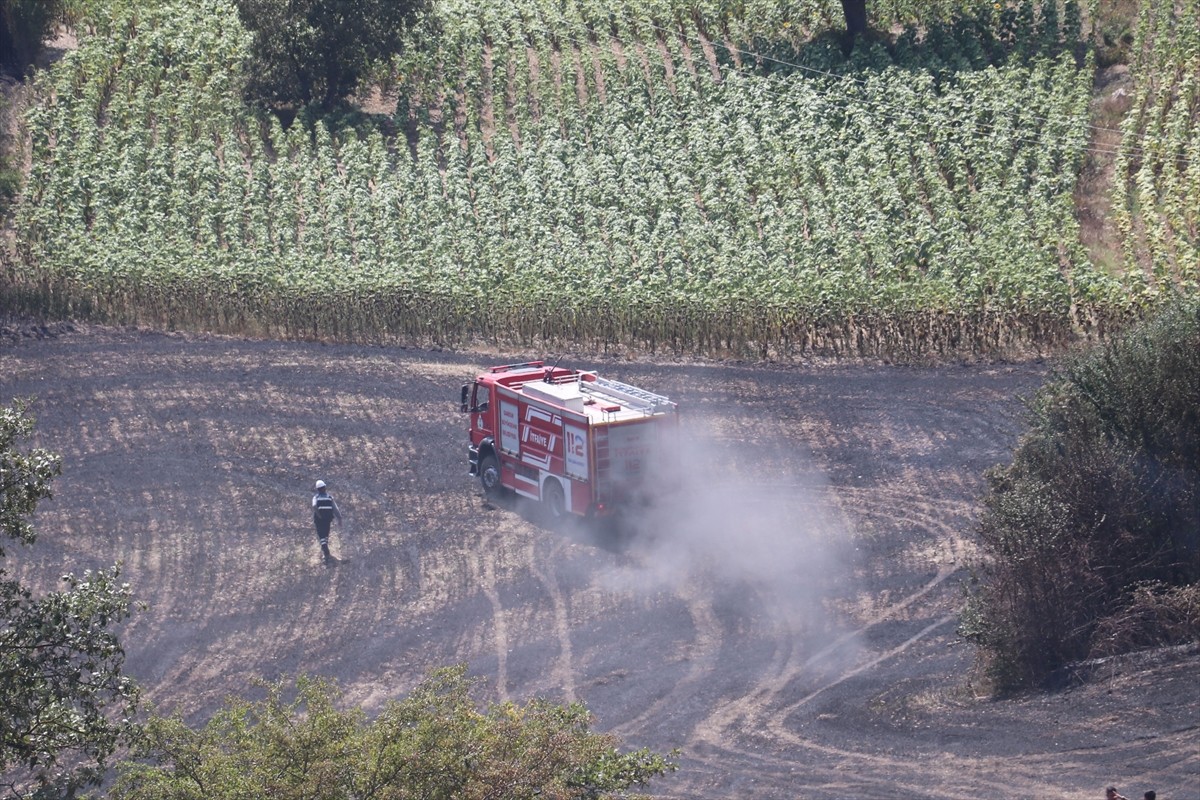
[[461, 361, 678, 518]]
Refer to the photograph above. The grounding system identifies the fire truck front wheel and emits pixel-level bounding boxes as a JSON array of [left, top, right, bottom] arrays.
[[479, 453, 502, 497]]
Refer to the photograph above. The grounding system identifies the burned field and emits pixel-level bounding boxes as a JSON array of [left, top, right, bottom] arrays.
[[3, 325, 1197, 799]]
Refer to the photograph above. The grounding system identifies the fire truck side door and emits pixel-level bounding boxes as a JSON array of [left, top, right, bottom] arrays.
[[470, 384, 492, 441]]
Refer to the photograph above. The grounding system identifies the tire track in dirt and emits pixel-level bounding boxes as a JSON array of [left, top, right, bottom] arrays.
[[526, 536, 581, 701], [692, 719, 1200, 800], [657, 484, 843, 743], [671, 476, 979, 798], [654, 453, 1028, 798], [686, 588, 956, 766], [693, 558, 960, 746], [612, 573, 725, 736], [776, 612, 958, 721], [471, 530, 512, 702]]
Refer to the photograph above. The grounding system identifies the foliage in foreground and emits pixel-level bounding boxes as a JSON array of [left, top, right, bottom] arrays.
[[111, 667, 676, 800], [0, 401, 139, 798], [962, 299, 1200, 691]]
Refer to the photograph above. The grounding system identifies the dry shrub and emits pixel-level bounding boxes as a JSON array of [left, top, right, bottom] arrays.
[[1088, 582, 1200, 660]]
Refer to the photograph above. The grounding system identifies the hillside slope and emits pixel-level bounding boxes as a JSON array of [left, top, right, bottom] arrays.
[[2, 325, 1198, 799]]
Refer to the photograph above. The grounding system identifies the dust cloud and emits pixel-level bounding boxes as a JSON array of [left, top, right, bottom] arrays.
[[595, 421, 859, 648]]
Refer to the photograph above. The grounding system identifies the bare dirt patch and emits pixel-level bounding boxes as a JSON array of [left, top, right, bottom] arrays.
[[1077, 63, 1135, 276], [1, 326, 1197, 800]]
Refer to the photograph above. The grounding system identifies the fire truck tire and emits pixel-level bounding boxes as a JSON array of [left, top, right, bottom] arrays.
[[479, 453, 502, 497], [542, 478, 566, 519]]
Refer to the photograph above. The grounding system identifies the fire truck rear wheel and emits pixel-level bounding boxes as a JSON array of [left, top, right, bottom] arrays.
[[479, 454, 501, 497], [542, 478, 566, 519]]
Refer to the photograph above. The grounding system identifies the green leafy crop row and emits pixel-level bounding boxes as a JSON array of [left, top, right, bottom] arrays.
[[4, 0, 1184, 357]]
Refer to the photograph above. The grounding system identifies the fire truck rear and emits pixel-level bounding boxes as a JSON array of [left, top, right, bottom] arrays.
[[460, 362, 678, 518]]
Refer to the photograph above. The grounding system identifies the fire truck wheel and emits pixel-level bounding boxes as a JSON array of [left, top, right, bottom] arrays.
[[542, 478, 566, 519], [479, 453, 502, 496]]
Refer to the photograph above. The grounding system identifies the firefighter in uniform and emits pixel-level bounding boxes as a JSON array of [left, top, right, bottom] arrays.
[[311, 480, 341, 564]]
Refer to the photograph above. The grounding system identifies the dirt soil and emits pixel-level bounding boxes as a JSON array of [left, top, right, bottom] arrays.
[[2, 324, 1197, 800]]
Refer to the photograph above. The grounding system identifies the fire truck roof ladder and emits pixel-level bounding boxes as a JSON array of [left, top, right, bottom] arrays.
[[582, 376, 674, 414]]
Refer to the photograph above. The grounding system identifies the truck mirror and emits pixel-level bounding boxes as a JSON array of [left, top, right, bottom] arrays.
[[460, 384, 470, 413]]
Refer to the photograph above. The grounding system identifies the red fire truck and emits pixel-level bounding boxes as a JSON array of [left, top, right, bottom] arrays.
[[460, 361, 678, 518]]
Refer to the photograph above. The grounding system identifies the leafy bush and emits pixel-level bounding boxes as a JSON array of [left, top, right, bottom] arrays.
[[962, 299, 1200, 690], [112, 667, 676, 800], [0, 401, 140, 798]]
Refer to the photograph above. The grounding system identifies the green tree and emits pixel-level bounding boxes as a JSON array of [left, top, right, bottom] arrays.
[[233, 0, 426, 112], [0, 401, 140, 798], [113, 666, 676, 800], [0, 0, 67, 78]]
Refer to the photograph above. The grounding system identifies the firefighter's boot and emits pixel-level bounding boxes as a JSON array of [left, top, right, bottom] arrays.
[[321, 542, 332, 564]]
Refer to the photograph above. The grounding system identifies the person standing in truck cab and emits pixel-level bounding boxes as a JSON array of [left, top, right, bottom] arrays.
[[312, 480, 341, 565]]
